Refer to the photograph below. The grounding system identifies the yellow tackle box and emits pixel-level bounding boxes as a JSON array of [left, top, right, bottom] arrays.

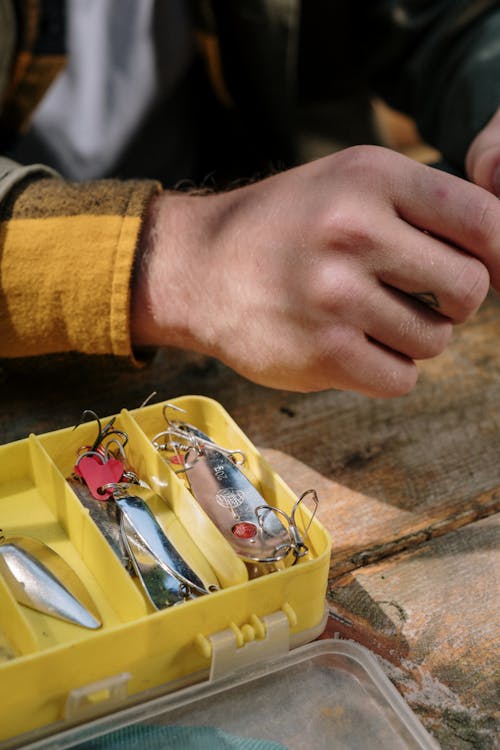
[[0, 395, 439, 749], [0, 396, 332, 747]]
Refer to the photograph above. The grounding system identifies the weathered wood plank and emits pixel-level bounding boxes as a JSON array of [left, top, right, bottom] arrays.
[[260, 446, 500, 577], [326, 515, 500, 750]]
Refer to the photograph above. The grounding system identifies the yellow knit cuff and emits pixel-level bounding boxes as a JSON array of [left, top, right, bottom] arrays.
[[0, 177, 160, 360]]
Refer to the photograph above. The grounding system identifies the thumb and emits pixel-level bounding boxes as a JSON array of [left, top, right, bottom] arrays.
[[465, 107, 500, 196]]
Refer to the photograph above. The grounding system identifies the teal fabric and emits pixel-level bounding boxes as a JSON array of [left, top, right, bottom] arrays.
[[74, 724, 287, 750]]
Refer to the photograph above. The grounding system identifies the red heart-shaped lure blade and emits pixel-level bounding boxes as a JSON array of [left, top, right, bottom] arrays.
[[76, 456, 124, 500]]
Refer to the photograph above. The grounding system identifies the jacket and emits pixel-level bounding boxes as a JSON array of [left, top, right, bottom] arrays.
[[1, 0, 499, 361]]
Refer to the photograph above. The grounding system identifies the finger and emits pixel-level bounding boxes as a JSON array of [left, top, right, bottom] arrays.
[[314, 323, 418, 398], [360, 282, 453, 361], [467, 143, 500, 196], [391, 159, 500, 287], [466, 107, 500, 194], [375, 222, 490, 323]]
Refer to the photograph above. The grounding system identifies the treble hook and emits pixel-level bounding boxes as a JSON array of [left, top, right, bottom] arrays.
[[101, 429, 129, 450], [102, 437, 127, 462], [73, 409, 117, 452], [102, 436, 143, 485], [74, 450, 108, 468], [154, 403, 246, 466], [162, 403, 187, 427], [291, 489, 319, 542], [256, 489, 318, 564]]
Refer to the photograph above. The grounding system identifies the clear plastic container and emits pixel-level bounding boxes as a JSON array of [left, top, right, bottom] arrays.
[[23, 639, 439, 750]]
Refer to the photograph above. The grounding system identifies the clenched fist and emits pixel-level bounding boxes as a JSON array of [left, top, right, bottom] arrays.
[[132, 145, 500, 397]]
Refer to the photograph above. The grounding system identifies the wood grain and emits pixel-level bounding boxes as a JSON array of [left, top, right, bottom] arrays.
[[326, 515, 500, 750]]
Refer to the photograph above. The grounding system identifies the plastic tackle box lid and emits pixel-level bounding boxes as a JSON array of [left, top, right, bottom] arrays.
[[22, 639, 439, 750]]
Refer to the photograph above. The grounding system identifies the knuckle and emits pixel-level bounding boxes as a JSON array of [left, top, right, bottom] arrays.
[[399, 315, 452, 359], [325, 207, 374, 255], [298, 324, 356, 391], [311, 324, 370, 385], [337, 144, 394, 174], [315, 264, 363, 315], [364, 357, 418, 398], [313, 322, 356, 366], [330, 144, 397, 195], [311, 325, 419, 399], [383, 366, 418, 398], [418, 321, 453, 359], [452, 259, 490, 320], [462, 193, 498, 249]]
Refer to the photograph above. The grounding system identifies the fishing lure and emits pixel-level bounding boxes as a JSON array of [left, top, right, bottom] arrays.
[[71, 411, 214, 609], [104, 483, 212, 609], [152, 404, 318, 566], [0, 532, 101, 629]]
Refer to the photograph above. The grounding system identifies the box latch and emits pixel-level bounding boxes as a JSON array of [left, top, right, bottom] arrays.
[[206, 610, 291, 681], [64, 672, 131, 722]]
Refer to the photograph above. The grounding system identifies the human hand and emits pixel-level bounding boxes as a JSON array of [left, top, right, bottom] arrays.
[[132, 145, 500, 397], [466, 107, 500, 196]]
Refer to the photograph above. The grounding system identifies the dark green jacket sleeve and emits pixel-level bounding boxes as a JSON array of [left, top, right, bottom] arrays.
[[364, 1, 500, 170], [297, 0, 500, 170]]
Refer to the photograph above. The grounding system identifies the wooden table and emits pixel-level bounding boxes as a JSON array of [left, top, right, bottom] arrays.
[[1, 292, 499, 750]]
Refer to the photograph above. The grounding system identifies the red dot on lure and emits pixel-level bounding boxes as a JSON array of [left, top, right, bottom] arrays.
[[231, 522, 258, 539]]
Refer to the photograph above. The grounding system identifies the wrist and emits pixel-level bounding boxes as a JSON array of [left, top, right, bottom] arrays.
[[130, 189, 223, 355]]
